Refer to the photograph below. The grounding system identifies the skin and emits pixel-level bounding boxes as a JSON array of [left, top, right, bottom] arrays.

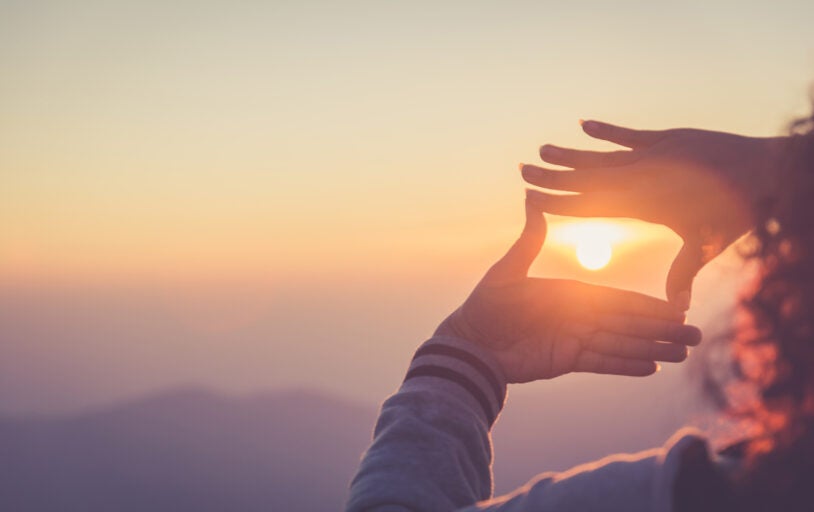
[[520, 120, 785, 310], [435, 193, 702, 383]]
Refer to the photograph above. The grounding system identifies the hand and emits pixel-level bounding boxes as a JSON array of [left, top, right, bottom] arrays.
[[521, 121, 785, 310], [435, 193, 701, 383]]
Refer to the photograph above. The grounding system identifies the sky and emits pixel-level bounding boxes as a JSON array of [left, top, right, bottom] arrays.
[[1, 0, 814, 415]]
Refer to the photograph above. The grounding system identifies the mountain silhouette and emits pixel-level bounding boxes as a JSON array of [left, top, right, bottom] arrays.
[[0, 388, 377, 512], [0, 375, 696, 511]]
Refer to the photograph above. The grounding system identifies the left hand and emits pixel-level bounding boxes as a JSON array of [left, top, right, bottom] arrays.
[[520, 120, 783, 310], [435, 192, 702, 383]]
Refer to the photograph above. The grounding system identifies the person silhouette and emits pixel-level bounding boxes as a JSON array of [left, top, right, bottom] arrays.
[[347, 107, 814, 511]]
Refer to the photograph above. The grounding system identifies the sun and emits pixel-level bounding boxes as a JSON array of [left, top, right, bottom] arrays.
[[576, 240, 613, 270], [575, 239, 612, 270], [548, 221, 628, 271]]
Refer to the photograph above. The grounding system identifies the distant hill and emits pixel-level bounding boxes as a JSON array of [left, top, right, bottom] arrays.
[[0, 376, 700, 511], [0, 388, 378, 512]]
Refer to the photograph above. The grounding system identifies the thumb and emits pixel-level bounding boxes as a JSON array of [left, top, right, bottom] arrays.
[[666, 241, 705, 311], [489, 190, 548, 280]]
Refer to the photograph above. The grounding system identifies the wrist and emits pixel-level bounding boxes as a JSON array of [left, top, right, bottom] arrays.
[[435, 308, 511, 377], [435, 307, 483, 346], [405, 336, 509, 426]]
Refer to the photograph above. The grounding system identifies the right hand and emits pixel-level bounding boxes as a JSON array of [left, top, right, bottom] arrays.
[[435, 194, 699, 384], [521, 120, 785, 310]]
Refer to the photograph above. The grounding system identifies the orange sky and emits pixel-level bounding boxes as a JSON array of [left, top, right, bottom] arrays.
[[3, 1, 813, 286], [1, 0, 812, 413]]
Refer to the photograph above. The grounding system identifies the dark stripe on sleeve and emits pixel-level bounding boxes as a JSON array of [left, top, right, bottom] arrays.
[[413, 344, 505, 406], [404, 365, 496, 425]]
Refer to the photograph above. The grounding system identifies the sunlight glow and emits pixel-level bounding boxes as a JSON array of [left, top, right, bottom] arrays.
[[549, 221, 631, 271]]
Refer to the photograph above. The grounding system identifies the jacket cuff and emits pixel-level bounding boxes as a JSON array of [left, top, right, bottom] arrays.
[[401, 335, 508, 426]]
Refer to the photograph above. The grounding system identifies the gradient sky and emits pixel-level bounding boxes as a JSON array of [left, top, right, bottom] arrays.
[[1, 0, 813, 414]]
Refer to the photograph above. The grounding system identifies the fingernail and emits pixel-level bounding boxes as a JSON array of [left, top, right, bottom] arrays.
[[655, 363, 662, 373], [675, 291, 691, 312], [540, 145, 561, 158], [518, 162, 525, 171], [578, 118, 585, 125], [582, 120, 599, 132]]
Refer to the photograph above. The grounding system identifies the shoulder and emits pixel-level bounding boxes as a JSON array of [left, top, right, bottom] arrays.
[[673, 430, 738, 512]]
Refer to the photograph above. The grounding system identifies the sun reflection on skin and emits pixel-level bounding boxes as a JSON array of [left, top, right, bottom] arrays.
[[548, 221, 631, 271]]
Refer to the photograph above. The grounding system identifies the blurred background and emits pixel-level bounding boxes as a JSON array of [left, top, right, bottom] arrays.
[[1, 0, 813, 510]]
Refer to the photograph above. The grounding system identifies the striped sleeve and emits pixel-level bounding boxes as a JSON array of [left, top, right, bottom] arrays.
[[346, 336, 508, 512], [403, 337, 507, 426]]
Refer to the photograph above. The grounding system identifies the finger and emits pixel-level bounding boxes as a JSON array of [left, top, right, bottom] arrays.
[[595, 314, 702, 346], [581, 120, 666, 150], [666, 241, 705, 311], [583, 285, 686, 321], [525, 188, 629, 218], [573, 350, 658, 377], [489, 192, 547, 280], [582, 331, 689, 362], [539, 280, 685, 321], [521, 164, 631, 193], [539, 145, 638, 169]]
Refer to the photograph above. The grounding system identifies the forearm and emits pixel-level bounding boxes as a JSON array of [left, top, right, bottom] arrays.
[[346, 336, 508, 512]]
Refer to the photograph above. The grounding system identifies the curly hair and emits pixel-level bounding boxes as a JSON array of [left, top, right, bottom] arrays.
[[722, 106, 814, 509]]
